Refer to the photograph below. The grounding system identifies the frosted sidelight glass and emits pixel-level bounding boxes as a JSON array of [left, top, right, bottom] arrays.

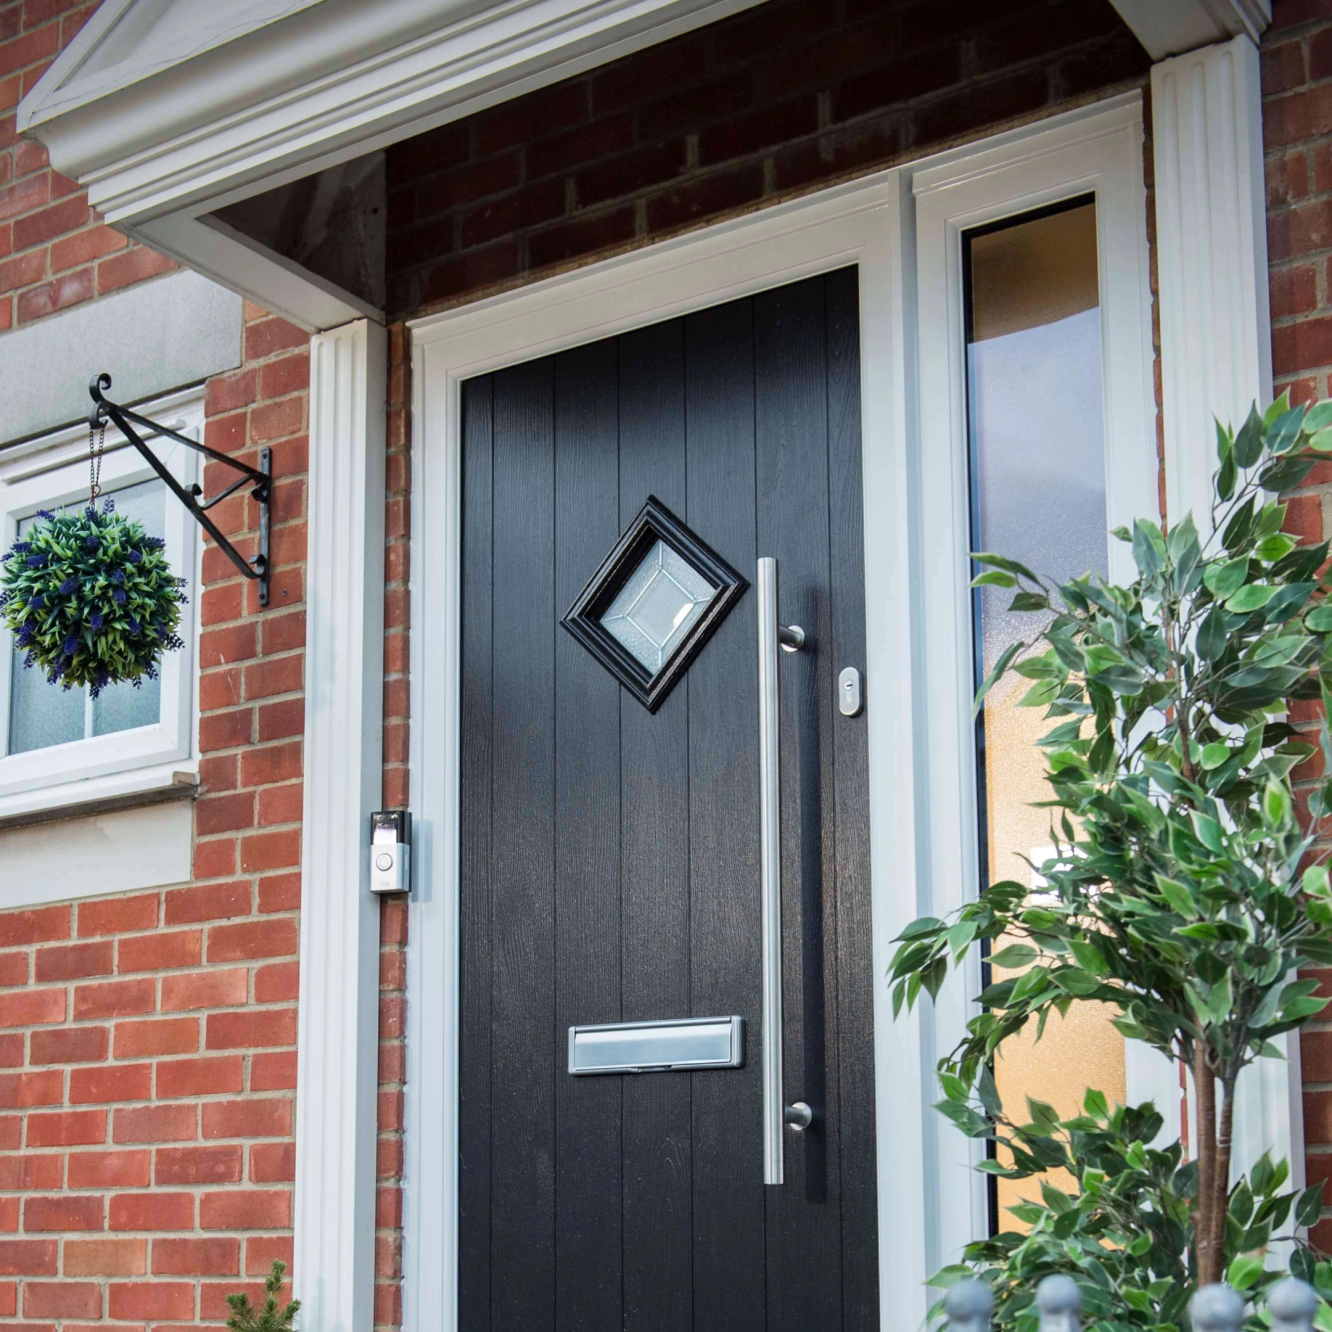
[[964, 201, 1127, 1227], [601, 539, 718, 673], [8, 478, 169, 756]]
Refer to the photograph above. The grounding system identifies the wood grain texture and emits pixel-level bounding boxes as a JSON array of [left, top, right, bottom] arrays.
[[755, 274, 844, 1326], [684, 295, 767, 1331], [458, 270, 876, 1331], [489, 358, 557, 1330], [617, 320, 694, 1331], [458, 374, 494, 1332], [553, 339, 624, 1332], [825, 266, 880, 1329]]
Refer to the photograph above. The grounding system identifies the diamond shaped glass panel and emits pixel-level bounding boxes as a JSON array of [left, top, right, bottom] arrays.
[[600, 540, 718, 673], [562, 496, 747, 712]]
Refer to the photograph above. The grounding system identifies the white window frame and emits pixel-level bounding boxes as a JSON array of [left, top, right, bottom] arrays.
[[912, 103, 1163, 1259], [0, 387, 202, 823]]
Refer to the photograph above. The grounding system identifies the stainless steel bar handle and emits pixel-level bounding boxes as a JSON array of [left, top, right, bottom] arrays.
[[757, 557, 809, 1186]]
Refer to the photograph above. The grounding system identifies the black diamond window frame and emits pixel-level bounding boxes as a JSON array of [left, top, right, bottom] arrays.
[[561, 496, 748, 713]]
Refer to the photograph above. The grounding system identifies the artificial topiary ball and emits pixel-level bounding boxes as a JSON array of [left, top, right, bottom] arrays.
[[0, 499, 186, 696]]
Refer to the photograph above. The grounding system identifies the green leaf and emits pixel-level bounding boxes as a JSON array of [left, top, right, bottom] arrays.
[[1264, 778, 1293, 825], [1197, 607, 1230, 661], [1132, 519, 1165, 576], [1298, 1182, 1325, 1228], [972, 553, 1040, 582], [1192, 813, 1226, 853], [1268, 402, 1308, 455], [1204, 557, 1250, 600], [974, 640, 1023, 715], [1200, 743, 1231, 770], [972, 569, 1016, 588], [1227, 582, 1277, 612], [1156, 875, 1199, 919], [1224, 496, 1259, 551], [1226, 1253, 1266, 1291], [1305, 400, 1332, 431], [988, 944, 1039, 969], [1257, 533, 1298, 562], [896, 916, 943, 941], [1235, 403, 1266, 467]]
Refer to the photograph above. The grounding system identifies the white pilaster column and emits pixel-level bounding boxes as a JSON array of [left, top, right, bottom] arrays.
[[293, 318, 388, 1330], [1154, 33, 1273, 527], [1152, 36, 1303, 1190]]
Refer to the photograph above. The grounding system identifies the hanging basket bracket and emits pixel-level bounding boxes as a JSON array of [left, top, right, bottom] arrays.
[[88, 373, 271, 607]]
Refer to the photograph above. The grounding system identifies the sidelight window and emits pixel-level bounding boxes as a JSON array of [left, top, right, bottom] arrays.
[[963, 198, 1128, 1225]]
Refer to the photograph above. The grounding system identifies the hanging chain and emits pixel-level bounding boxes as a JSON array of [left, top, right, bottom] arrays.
[[88, 416, 106, 505]]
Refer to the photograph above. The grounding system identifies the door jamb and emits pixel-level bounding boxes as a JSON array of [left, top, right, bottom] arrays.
[[405, 89, 1152, 1331]]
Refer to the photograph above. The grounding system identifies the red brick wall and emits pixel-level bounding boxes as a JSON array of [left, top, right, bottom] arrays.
[[0, 887, 297, 1325], [1264, 0, 1332, 1246], [375, 325, 411, 1329], [385, 0, 1149, 319], [0, 0, 176, 331]]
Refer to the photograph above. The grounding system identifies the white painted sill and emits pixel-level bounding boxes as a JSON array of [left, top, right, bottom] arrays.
[[0, 761, 199, 831]]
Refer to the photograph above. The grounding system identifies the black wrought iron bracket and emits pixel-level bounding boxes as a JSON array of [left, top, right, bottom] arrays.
[[88, 373, 271, 607]]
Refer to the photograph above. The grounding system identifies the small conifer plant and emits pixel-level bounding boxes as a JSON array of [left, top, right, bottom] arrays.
[[225, 1260, 300, 1332]]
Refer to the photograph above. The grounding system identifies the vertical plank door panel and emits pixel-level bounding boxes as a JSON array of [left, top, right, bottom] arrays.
[[458, 375, 495, 1332], [685, 296, 767, 1331], [617, 320, 694, 1332], [825, 266, 880, 1329], [553, 339, 624, 1332], [489, 358, 557, 1331], [755, 274, 844, 1328]]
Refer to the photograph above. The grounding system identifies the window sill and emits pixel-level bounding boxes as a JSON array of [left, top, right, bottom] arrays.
[[0, 763, 199, 831]]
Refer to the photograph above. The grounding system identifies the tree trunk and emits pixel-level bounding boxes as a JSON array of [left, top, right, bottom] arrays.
[[1212, 1073, 1237, 1282], [1193, 1044, 1221, 1285]]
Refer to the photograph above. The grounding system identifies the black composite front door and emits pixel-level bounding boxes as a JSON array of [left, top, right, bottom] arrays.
[[458, 268, 878, 1331]]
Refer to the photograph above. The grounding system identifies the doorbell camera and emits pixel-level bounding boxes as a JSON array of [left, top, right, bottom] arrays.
[[370, 810, 411, 895]]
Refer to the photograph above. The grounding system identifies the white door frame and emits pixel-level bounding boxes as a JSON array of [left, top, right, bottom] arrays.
[[406, 90, 1154, 1329]]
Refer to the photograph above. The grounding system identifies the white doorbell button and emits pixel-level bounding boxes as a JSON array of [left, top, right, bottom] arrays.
[[370, 811, 411, 895]]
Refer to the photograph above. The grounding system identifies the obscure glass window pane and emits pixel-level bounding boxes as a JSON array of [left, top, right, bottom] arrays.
[[9, 661, 84, 754], [92, 480, 166, 738], [964, 201, 1126, 1225], [8, 477, 170, 755], [601, 539, 718, 674]]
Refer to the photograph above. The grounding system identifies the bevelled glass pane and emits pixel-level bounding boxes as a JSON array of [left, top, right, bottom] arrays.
[[601, 539, 718, 673], [92, 479, 167, 738]]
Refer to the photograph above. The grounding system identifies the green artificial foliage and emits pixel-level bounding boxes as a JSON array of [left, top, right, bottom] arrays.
[[0, 499, 185, 694], [889, 391, 1332, 1307], [929, 1081, 1330, 1331], [225, 1260, 300, 1332]]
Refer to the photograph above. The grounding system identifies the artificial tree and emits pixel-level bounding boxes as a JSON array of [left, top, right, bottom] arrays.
[[890, 393, 1332, 1311]]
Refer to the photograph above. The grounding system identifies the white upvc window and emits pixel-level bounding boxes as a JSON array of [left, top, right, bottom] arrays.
[[0, 388, 202, 824], [910, 100, 1168, 1258]]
